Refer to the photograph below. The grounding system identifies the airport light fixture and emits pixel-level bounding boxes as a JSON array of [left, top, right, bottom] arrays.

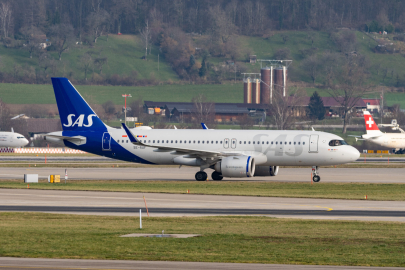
[[122, 94, 132, 125]]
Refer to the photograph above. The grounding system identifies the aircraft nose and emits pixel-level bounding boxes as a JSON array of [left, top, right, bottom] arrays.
[[23, 138, 29, 146], [348, 146, 360, 162]]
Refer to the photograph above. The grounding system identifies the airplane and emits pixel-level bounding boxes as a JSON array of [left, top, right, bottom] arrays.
[[0, 128, 29, 148], [357, 111, 405, 154], [44, 78, 360, 182]]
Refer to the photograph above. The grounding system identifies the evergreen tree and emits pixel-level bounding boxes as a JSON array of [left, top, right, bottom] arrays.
[[199, 58, 206, 77], [306, 91, 325, 121], [189, 55, 195, 68]]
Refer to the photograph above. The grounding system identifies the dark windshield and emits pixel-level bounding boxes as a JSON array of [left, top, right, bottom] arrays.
[[329, 140, 348, 146]]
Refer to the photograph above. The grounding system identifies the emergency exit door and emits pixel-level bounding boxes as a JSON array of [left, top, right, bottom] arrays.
[[309, 135, 318, 153]]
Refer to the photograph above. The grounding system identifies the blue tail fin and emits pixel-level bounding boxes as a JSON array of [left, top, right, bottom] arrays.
[[51, 78, 106, 131]]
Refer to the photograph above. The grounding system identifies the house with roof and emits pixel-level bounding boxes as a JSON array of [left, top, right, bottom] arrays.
[[362, 99, 380, 113]]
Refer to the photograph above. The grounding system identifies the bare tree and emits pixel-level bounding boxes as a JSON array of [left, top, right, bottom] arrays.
[[49, 23, 75, 61], [20, 26, 44, 58], [86, 9, 110, 43], [327, 58, 370, 134], [191, 94, 216, 126], [38, 52, 57, 74], [269, 86, 305, 130], [0, 2, 12, 38], [0, 99, 11, 131], [302, 55, 320, 84], [80, 52, 93, 81], [94, 57, 108, 74], [377, 9, 390, 32], [139, 20, 151, 60]]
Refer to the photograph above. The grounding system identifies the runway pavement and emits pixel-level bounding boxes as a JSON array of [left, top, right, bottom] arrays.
[[1, 189, 405, 222], [1, 257, 404, 270], [0, 167, 404, 183]]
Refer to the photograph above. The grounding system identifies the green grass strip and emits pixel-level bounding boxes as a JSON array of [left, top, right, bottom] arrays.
[[1, 180, 405, 201], [0, 213, 404, 266]]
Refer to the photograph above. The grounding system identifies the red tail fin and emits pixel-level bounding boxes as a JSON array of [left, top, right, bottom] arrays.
[[363, 111, 380, 131]]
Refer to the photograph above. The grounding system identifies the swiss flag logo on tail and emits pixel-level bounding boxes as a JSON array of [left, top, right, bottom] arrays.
[[363, 111, 379, 131]]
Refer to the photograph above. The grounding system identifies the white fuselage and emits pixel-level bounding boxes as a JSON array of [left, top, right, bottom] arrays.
[[363, 133, 405, 149], [0, 132, 29, 148], [104, 128, 360, 166]]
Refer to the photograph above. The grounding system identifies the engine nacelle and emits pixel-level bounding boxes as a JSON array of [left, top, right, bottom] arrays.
[[254, 166, 279, 177], [214, 156, 255, 178]]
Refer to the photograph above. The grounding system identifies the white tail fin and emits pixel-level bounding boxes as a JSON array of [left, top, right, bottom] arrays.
[[363, 111, 382, 136]]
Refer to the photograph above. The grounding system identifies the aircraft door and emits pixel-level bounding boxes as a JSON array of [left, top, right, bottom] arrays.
[[9, 134, 13, 143], [102, 132, 111, 151], [309, 135, 318, 153], [223, 138, 229, 149], [231, 138, 237, 149]]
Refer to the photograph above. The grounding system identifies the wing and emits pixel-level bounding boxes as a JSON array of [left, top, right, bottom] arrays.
[[121, 123, 238, 159]]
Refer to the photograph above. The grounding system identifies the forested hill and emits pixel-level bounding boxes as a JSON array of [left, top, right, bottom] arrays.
[[6, 0, 405, 35], [0, 0, 404, 87]]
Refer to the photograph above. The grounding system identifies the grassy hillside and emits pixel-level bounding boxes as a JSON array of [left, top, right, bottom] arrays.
[[0, 35, 178, 82], [0, 82, 243, 104]]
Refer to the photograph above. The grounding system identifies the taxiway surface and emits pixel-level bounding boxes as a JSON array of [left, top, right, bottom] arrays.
[[0, 167, 404, 183], [1, 257, 403, 270], [1, 189, 404, 222]]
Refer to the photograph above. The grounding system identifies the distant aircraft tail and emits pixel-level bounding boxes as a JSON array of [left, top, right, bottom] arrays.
[[51, 78, 106, 131], [363, 111, 382, 136]]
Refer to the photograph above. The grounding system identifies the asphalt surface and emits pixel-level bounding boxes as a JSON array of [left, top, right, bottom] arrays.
[[1, 257, 403, 270], [1, 189, 405, 222], [1, 257, 404, 270], [1, 167, 404, 183]]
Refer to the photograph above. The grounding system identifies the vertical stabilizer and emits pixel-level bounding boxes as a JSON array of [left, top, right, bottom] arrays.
[[51, 78, 106, 131], [363, 111, 382, 136]]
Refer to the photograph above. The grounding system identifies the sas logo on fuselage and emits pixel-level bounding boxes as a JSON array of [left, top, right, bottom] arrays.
[[63, 114, 97, 127]]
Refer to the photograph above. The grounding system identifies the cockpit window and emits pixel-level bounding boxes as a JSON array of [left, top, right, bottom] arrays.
[[329, 140, 348, 146]]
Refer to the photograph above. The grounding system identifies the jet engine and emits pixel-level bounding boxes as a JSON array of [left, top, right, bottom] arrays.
[[254, 166, 279, 177], [214, 156, 255, 178]]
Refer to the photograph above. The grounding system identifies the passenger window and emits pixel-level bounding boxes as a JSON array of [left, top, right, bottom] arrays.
[[267, 141, 269, 144], [202, 141, 205, 144], [220, 141, 222, 144], [207, 141, 209, 144], [248, 141, 251, 144], [171, 140, 173, 143], [271, 142, 273, 144], [148, 140, 151, 143], [193, 140, 195, 143], [276, 142, 278, 145], [184, 141, 186, 144], [298, 142, 301, 145], [289, 142, 291, 145], [257, 141, 260, 144], [239, 141, 242, 144], [303, 142, 305, 145], [244, 141, 246, 144], [253, 141, 255, 144], [189, 141, 191, 143], [216, 141, 218, 144], [180, 140, 182, 143], [198, 141, 200, 144], [175, 140, 177, 143], [157, 140, 160, 143], [294, 142, 296, 145], [211, 141, 213, 144]]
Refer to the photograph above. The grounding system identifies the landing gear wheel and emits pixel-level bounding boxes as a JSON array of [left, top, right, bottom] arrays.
[[313, 175, 321, 182], [195, 171, 208, 181], [211, 171, 223, 181]]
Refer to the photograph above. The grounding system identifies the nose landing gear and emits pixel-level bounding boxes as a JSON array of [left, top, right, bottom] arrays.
[[312, 166, 321, 182]]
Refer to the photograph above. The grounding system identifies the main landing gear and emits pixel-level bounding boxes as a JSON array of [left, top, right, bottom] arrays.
[[211, 171, 223, 181], [195, 171, 223, 181], [312, 166, 321, 182], [195, 171, 207, 181]]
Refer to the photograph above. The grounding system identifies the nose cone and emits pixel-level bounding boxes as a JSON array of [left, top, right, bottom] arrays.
[[348, 146, 360, 162], [23, 138, 29, 146]]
